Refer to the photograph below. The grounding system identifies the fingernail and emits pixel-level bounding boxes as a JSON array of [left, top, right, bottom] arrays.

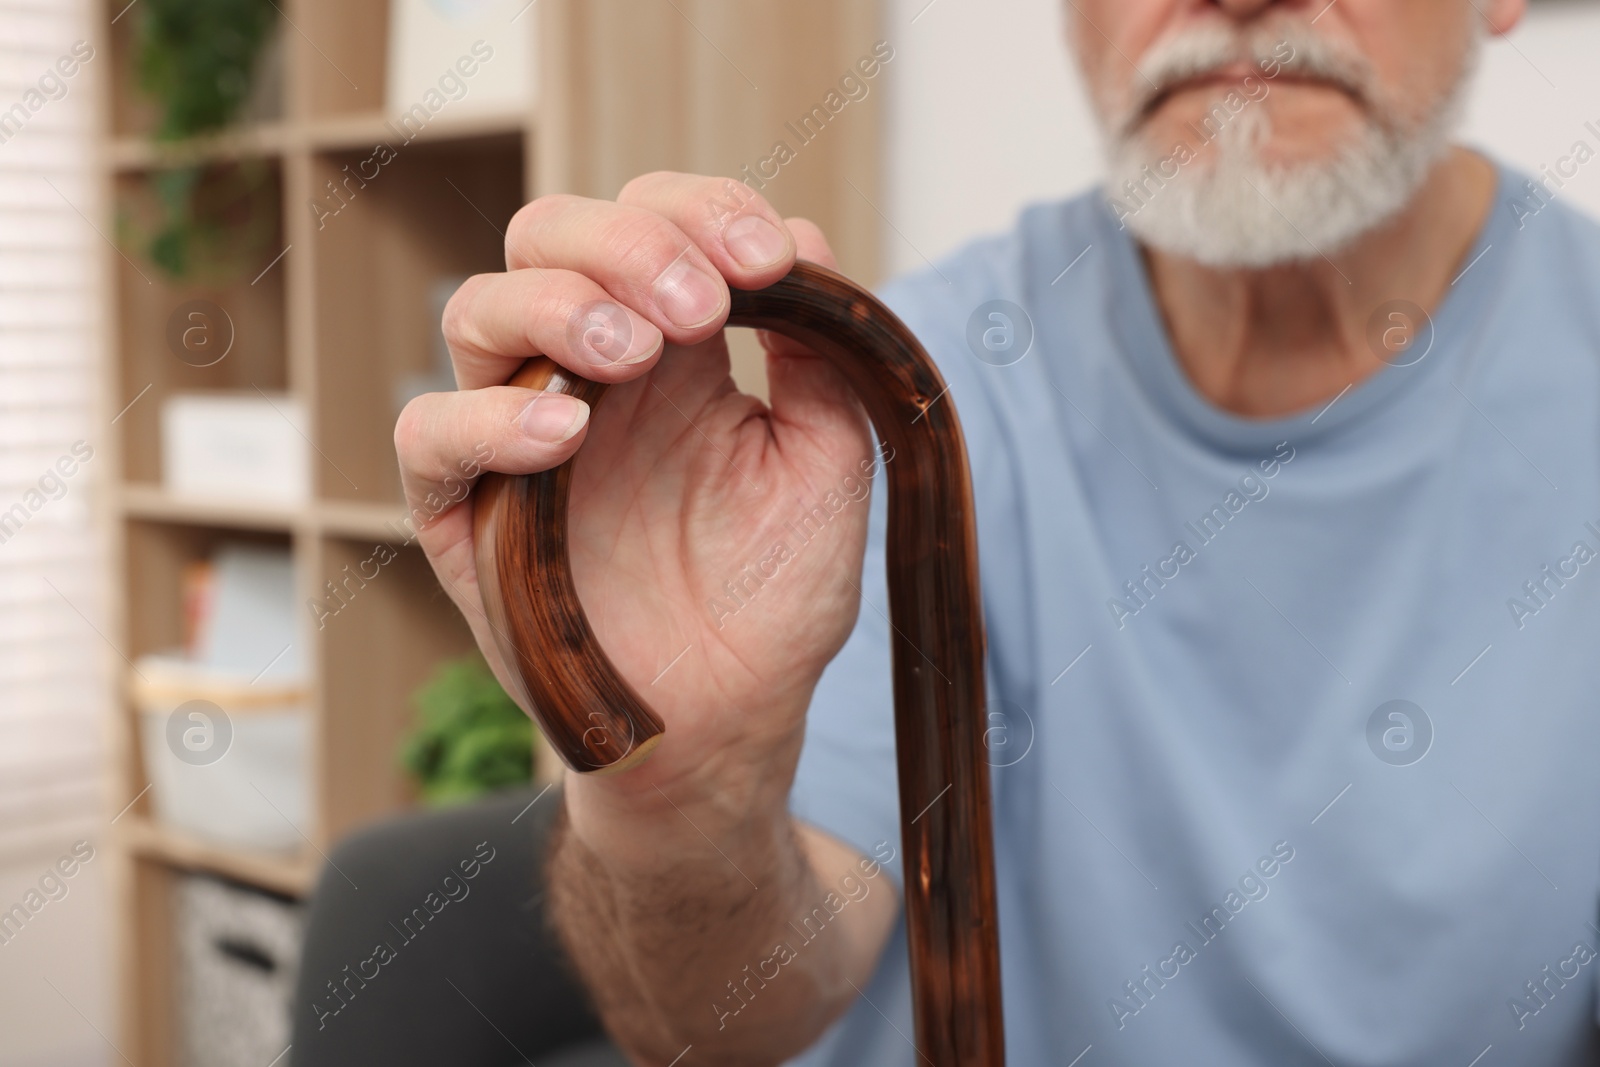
[[518, 394, 590, 443], [653, 255, 725, 329], [619, 328, 662, 364], [569, 300, 659, 366], [616, 315, 662, 365], [725, 214, 788, 270]]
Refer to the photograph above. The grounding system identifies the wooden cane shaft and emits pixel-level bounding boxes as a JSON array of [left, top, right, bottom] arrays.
[[473, 261, 1004, 1063]]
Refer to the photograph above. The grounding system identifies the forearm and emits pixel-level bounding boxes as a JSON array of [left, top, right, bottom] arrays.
[[548, 773, 897, 1066]]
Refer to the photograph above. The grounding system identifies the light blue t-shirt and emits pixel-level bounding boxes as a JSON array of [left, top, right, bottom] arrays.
[[785, 162, 1600, 1066]]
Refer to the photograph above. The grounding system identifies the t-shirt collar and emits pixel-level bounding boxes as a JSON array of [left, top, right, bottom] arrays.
[[1097, 163, 1516, 455]]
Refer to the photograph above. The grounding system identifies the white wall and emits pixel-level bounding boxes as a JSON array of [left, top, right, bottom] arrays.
[[1458, 0, 1600, 213], [0, 857, 110, 1067], [880, 0, 1600, 276]]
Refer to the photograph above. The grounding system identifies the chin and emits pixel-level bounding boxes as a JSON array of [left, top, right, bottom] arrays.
[[1096, 18, 1488, 268], [1104, 100, 1455, 269]]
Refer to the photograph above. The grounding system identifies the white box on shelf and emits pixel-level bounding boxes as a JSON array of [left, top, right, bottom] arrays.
[[175, 874, 305, 1067], [161, 392, 310, 504], [133, 655, 311, 853], [386, 0, 535, 118]]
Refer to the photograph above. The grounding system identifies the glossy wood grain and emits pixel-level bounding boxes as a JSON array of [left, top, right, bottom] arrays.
[[473, 260, 1004, 1064]]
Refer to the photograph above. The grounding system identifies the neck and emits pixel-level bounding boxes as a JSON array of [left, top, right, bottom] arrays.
[[1140, 146, 1497, 419]]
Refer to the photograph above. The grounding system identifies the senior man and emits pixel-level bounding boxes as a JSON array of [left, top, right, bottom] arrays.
[[394, 0, 1600, 1062]]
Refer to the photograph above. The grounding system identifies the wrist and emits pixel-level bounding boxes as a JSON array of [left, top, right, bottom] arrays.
[[561, 736, 799, 879]]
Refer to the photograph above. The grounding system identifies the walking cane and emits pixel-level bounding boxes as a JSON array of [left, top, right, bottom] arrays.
[[473, 260, 1005, 1065]]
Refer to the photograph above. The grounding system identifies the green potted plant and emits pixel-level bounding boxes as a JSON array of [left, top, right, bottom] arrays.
[[129, 0, 278, 278], [400, 654, 537, 806], [136, 0, 277, 141]]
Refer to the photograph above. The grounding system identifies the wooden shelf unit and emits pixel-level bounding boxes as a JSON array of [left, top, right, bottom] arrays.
[[99, 3, 513, 1061], [117, 817, 317, 900], [105, 110, 533, 173], [97, 1, 883, 1062]]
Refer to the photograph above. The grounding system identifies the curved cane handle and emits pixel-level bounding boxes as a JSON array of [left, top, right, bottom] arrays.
[[472, 260, 1004, 1064]]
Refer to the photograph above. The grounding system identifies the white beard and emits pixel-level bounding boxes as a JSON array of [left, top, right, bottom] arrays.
[[1100, 24, 1477, 269]]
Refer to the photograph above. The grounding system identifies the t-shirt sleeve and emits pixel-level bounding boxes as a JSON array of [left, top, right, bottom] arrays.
[[787, 474, 903, 879]]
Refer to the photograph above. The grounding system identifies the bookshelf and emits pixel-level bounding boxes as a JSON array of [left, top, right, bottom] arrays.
[[96, 0, 882, 1061]]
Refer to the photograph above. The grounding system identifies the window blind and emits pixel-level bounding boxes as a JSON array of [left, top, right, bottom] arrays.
[[0, 0, 103, 861]]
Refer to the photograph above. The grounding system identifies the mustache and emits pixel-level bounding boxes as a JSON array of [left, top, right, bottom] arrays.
[[1120, 22, 1375, 137]]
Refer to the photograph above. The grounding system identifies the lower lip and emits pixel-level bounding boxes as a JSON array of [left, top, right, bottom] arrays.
[[1151, 76, 1349, 114]]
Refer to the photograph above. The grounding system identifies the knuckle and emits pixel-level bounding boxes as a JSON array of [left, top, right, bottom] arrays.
[[604, 210, 691, 282], [617, 170, 682, 204], [703, 176, 770, 229], [440, 274, 491, 345], [393, 394, 432, 455], [507, 193, 584, 258]]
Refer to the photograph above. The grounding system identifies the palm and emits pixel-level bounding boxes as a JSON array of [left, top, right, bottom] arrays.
[[433, 330, 874, 786]]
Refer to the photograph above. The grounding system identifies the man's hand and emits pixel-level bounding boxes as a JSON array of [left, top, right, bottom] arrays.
[[394, 172, 899, 1063], [398, 171, 869, 806]]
